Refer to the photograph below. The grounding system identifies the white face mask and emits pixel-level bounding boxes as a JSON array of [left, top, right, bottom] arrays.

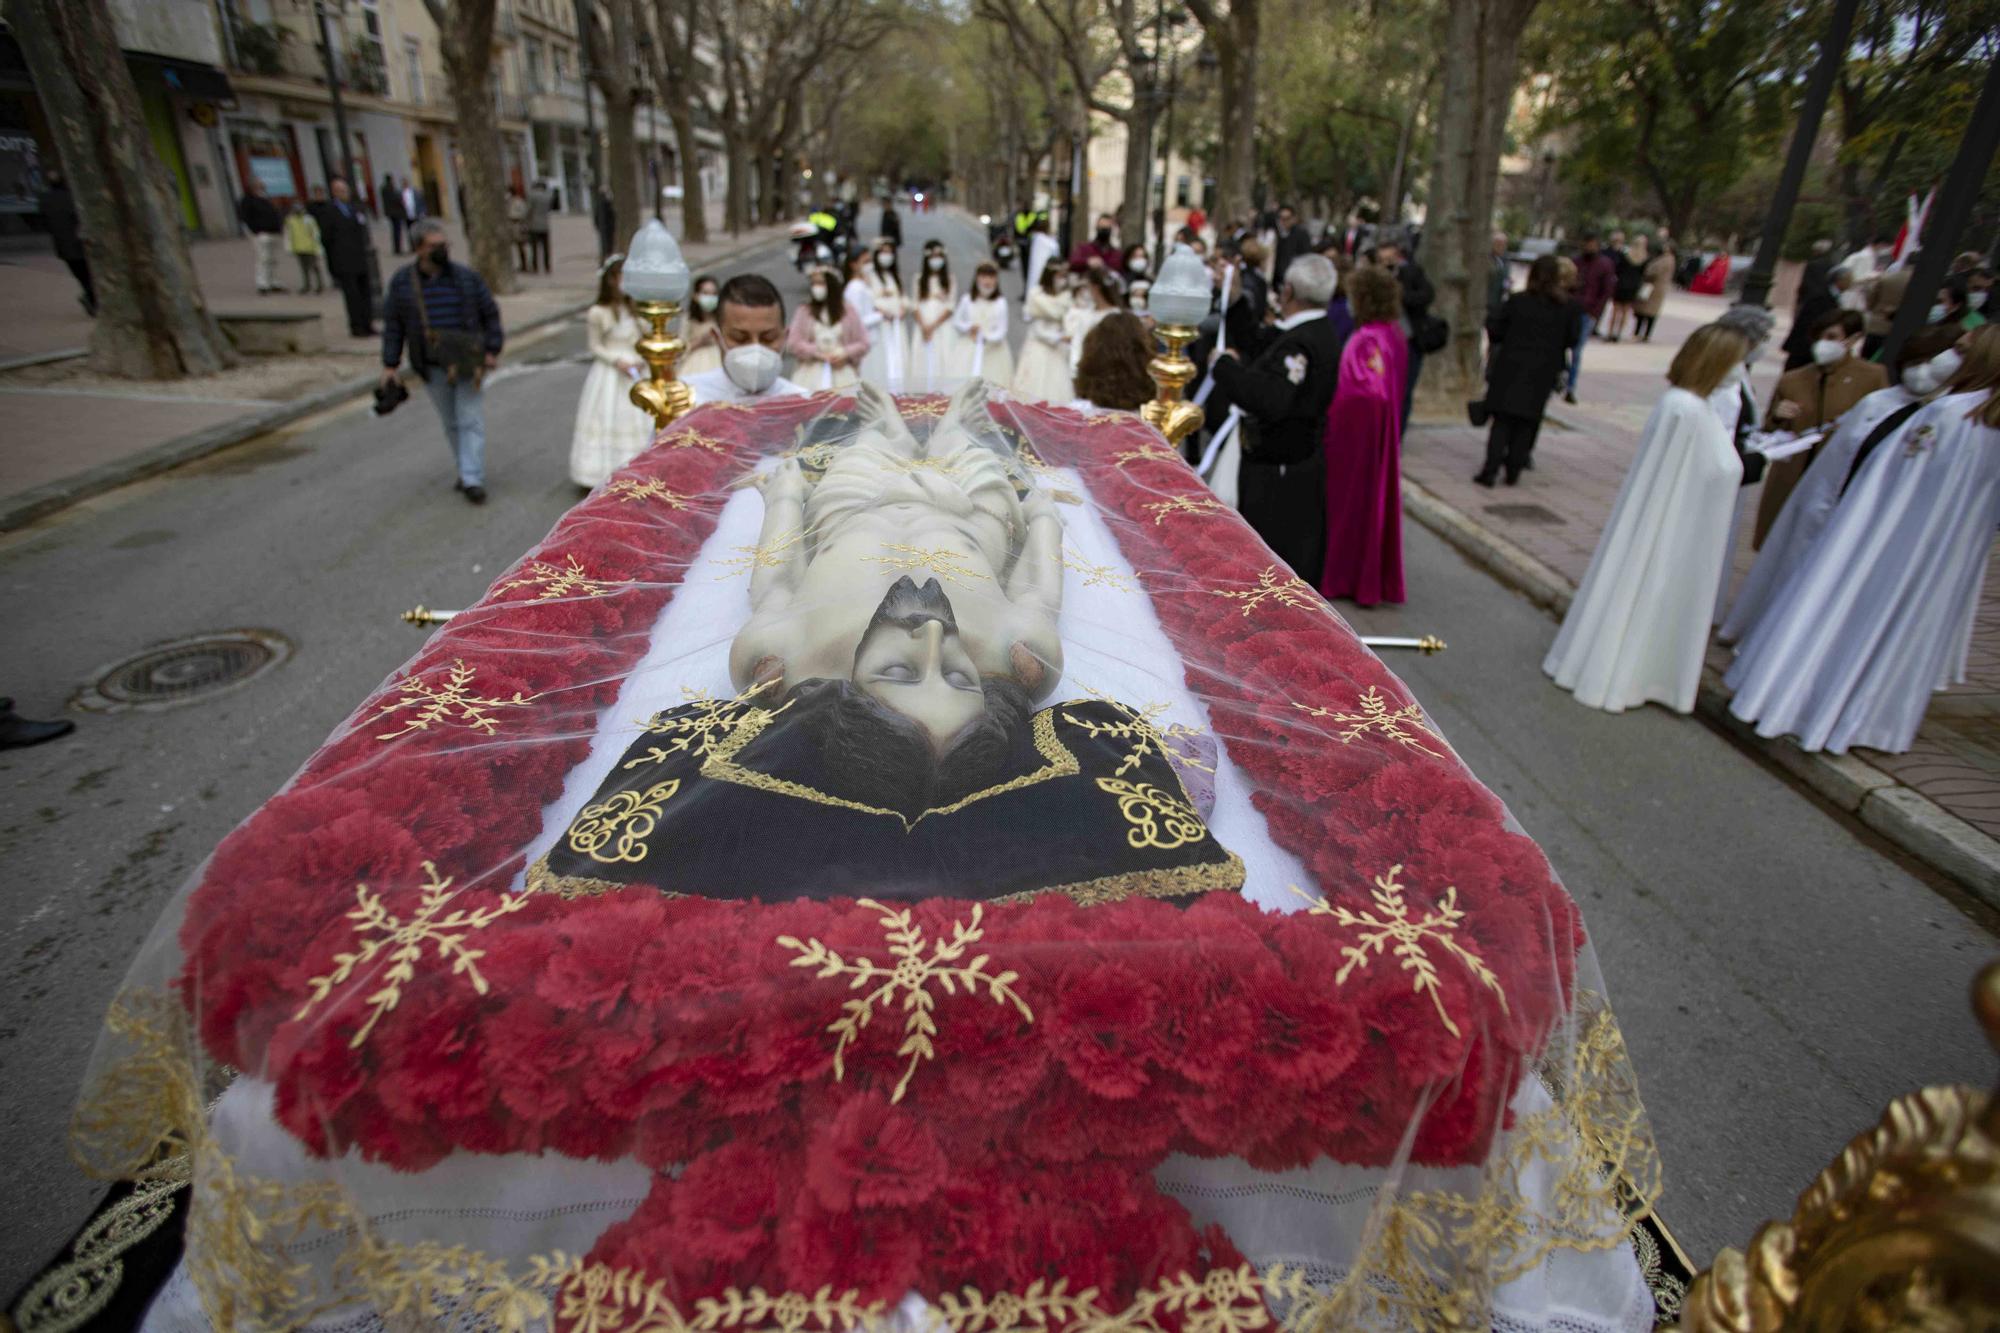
[[695, 292, 719, 313], [1931, 348, 1964, 383], [926, 255, 944, 271], [1929, 303, 1949, 324], [977, 282, 996, 298], [1128, 256, 1148, 274], [722, 343, 782, 395], [1973, 290, 1990, 310], [1903, 363, 1940, 396], [1811, 338, 1848, 367], [1131, 293, 1148, 311], [876, 253, 894, 270], [809, 284, 828, 302]]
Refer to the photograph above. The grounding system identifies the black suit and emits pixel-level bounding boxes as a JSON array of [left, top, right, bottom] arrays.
[[1480, 291, 1579, 476], [1207, 311, 1346, 579], [321, 199, 375, 336], [1271, 225, 1312, 287]]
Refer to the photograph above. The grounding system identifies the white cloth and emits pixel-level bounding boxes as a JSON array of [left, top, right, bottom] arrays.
[[1545, 387, 1742, 713], [679, 317, 723, 379], [1273, 307, 1327, 331], [1065, 303, 1111, 376], [909, 281, 959, 391], [568, 304, 656, 487], [1025, 230, 1060, 294], [1013, 288, 1074, 402], [844, 278, 886, 388], [950, 294, 1012, 386], [1706, 375, 1756, 624], [1725, 390, 2000, 753], [1720, 384, 1923, 645], [252, 232, 282, 291], [684, 365, 808, 405], [865, 273, 909, 390]]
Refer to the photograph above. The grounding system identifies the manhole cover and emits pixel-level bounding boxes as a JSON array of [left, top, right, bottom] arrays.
[[1482, 502, 1566, 525], [76, 629, 293, 712]]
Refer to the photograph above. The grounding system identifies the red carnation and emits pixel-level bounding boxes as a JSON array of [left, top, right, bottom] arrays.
[[805, 1091, 950, 1211], [1045, 961, 1162, 1099]]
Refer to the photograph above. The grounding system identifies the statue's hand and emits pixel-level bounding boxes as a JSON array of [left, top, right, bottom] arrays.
[[759, 458, 806, 504], [1021, 487, 1059, 526]]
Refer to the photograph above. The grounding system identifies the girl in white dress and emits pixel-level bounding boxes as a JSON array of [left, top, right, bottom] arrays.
[[841, 252, 882, 386], [1012, 259, 1073, 402], [567, 256, 655, 488], [786, 265, 869, 391], [909, 242, 958, 392], [1543, 322, 1751, 714], [1064, 267, 1121, 377], [950, 261, 1012, 387], [679, 274, 723, 379], [864, 242, 910, 390]]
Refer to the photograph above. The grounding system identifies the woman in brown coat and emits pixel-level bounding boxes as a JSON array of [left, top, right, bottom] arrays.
[[1633, 245, 1674, 341], [1751, 308, 1889, 547]]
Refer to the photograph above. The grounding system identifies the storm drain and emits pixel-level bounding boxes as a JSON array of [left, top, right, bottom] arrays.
[[75, 629, 293, 712], [1482, 503, 1566, 525]]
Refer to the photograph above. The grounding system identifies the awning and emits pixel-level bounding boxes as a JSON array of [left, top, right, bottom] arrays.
[[126, 51, 235, 104]]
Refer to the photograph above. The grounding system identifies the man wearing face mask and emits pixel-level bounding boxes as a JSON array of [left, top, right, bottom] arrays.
[[1752, 308, 1887, 547], [1929, 275, 1986, 332], [1068, 213, 1124, 276], [380, 219, 504, 503], [684, 273, 807, 405]]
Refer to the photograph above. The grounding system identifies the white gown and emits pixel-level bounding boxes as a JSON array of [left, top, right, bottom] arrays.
[[568, 303, 655, 487], [865, 272, 909, 390], [1707, 374, 1755, 624], [909, 278, 958, 392], [1543, 386, 1743, 714], [679, 316, 722, 379], [844, 277, 888, 388], [1012, 288, 1074, 403], [949, 293, 1012, 387], [1066, 303, 1111, 375], [1719, 384, 1923, 645], [1725, 390, 2000, 754]]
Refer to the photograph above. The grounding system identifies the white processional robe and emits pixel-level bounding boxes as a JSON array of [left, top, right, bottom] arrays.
[[1725, 390, 2000, 754], [1707, 374, 1754, 624], [1544, 386, 1742, 714], [1719, 384, 1924, 645]]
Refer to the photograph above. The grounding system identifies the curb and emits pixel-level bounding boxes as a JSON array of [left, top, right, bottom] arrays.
[[0, 229, 790, 535], [1400, 474, 2000, 911]]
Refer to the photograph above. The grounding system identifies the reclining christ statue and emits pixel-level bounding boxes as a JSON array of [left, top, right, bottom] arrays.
[[533, 381, 1245, 904]]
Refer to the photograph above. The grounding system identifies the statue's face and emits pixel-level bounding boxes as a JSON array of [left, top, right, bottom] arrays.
[[851, 579, 986, 753]]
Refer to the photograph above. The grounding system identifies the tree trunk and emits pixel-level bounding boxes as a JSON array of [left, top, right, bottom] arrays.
[[422, 1, 512, 292], [670, 113, 708, 243], [1422, 0, 1538, 399], [591, 0, 643, 248], [10, 0, 234, 379], [1382, 70, 1430, 224], [1118, 103, 1158, 245], [1192, 0, 1259, 228], [724, 131, 752, 233]]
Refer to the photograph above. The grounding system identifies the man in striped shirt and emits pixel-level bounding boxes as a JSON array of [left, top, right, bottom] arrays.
[[380, 219, 505, 504]]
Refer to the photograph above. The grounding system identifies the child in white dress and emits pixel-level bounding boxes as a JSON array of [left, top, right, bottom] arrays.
[[1012, 259, 1073, 402], [786, 265, 869, 391], [1064, 267, 1121, 376], [568, 256, 655, 488], [951, 261, 1012, 388], [910, 242, 959, 392], [679, 273, 722, 379], [864, 243, 910, 390]]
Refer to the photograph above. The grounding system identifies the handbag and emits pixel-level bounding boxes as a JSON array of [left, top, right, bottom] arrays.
[[409, 267, 486, 384], [1637, 282, 1654, 304], [1415, 312, 1450, 354], [1467, 399, 1491, 427]]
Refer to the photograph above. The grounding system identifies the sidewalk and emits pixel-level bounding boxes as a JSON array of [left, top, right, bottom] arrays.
[[0, 213, 794, 524], [1402, 287, 2000, 902]]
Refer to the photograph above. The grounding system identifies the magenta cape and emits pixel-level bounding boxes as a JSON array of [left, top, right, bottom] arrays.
[[1319, 322, 1408, 606]]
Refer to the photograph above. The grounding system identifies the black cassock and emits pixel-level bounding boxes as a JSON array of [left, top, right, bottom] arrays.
[[1207, 312, 1346, 581], [532, 695, 1242, 906]]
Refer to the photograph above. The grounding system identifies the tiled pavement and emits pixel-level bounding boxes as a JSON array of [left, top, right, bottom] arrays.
[[1402, 288, 2000, 842]]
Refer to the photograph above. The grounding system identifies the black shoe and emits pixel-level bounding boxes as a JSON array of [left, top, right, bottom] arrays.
[[1473, 469, 1497, 488], [1522, 455, 1534, 470], [463, 485, 487, 505], [1563, 390, 1578, 405], [0, 706, 75, 750], [454, 478, 466, 492], [1503, 467, 1521, 485]]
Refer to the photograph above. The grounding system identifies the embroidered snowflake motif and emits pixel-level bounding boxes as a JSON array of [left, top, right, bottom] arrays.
[[1208, 565, 1330, 618], [1113, 442, 1180, 468], [1059, 549, 1136, 591], [623, 683, 790, 770], [897, 396, 951, 420], [714, 528, 809, 581], [605, 478, 689, 508], [1903, 422, 1938, 458], [294, 861, 529, 1048], [1290, 866, 1508, 1039], [371, 660, 535, 741], [863, 543, 988, 588], [1142, 495, 1227, 525], [779, 898, 1032, 1103], [661, 426, 731, 454], [1296, 685, 1442, 757], [1060, 695, 1213, 777], [497, 554, 628, 601]]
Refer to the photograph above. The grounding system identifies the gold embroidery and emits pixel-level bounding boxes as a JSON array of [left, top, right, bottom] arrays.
[[1113, 441, 1180, 467], [862, 542, 988, 589], [1903, 422, 1937, 457], [294, 862, 530, 1048], [606, 477, 690, 507], [663, 426, 731, 454], [779, 898, 1032, 1103], [370, 659, 535, 741], [10, 1152, 190, 1333], [1060, 549, 1136, 591], [715, 528, 810, 580], [1062, 696, 1213, 778], [703, 704, 1079, 832], [1143, 494, 1227, 525], [1208, 565, 1331, 618], [622, 685, 790, 770], [897, 395, 950, 419], [1296, 686, 1442, 758], [497, 553, 628, 601], [887, 453, 969, 477], [1290, 865, 1507, 1040], [569, 780, 681, 865], [1097, 777, 1207, 851], [996, 851, 1245, 906]]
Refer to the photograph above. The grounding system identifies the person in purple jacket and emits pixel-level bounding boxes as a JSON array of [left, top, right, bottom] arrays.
[[1566, 231, 1618, 404]]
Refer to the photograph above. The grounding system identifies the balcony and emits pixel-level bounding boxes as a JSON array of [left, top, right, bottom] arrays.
[[495, 90, 531, 123]]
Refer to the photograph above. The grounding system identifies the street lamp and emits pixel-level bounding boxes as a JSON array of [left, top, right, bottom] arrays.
[[625, 219, 693, 427]]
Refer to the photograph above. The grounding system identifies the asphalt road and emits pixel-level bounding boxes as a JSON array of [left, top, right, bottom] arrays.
[[1, 208, 1995, 1296]]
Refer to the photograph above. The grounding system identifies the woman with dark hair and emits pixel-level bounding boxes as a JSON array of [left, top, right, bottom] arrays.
[[1474, 254, 1581, 486], [1063, 266, 1122, 377], [1070, 311, 1155, 412], [1122, 241, 1151, 284], [950, 260, 1013, 386], [787, 264, 869, 390], [911, 240, 958, 391], [1014, 258, 1075, 402], [1317, 264, 1408, 606], [681, 273, 723, 378], [567, 254, 652, 487], [1324, 251, 1357, 342]]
